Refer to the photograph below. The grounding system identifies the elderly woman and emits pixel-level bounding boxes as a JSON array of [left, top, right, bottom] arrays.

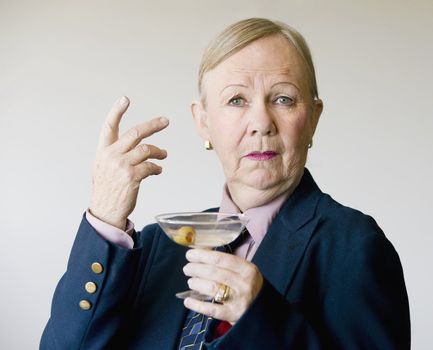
[[41, 18, 410, 349]]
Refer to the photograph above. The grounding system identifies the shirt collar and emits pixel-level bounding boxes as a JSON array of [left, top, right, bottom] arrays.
[[219, 185, 291, 244]]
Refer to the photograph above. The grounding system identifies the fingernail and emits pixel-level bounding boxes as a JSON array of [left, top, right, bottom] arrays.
[[119, 96, 128, 106], [186, 249, 195, 260], [160, 117, 169, 125], [183, 264, 189, 274], [186, 250, 192, 259]]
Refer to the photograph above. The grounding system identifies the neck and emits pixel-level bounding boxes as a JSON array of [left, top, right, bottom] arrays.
[[227, 174, 303, 212]]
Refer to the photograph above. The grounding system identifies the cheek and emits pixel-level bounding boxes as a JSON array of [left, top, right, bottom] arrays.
[[280, 113, 311, 148], [211, 128, 242, 169], [207, 108, 245, 150]]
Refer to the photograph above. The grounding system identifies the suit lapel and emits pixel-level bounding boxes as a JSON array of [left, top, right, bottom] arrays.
[[252, 169, 322, 295]]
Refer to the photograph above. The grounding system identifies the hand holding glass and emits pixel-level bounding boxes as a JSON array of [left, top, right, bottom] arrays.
[[155, 212, 248, 300]]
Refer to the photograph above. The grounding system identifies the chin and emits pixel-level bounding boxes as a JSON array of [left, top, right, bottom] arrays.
[[241, 170, 289, 191]]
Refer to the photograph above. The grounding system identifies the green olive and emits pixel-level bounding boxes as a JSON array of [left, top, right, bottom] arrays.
[[173, 226, 196, 246]]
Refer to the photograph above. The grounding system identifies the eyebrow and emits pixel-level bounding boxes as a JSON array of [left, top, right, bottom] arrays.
[[220, 81, 300, 95], [270, 81, 300, 92], [219, 84, 249, 96]]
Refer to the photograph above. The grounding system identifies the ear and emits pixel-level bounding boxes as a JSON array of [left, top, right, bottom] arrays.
[[310, 99, 323, 137], [191, 100, 211, 140]]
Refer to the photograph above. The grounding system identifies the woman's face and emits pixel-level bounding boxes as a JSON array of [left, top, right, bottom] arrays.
[[193, 34, 323, 199]]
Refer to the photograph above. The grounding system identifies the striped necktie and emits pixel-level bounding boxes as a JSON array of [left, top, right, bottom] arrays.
[[178, 309, 211, 350]]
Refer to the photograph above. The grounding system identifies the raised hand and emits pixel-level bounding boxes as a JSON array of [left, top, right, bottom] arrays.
[[89, 96, 169, 229]]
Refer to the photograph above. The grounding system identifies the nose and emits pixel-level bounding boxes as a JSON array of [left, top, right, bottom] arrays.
[[247, 101, 277, 137]]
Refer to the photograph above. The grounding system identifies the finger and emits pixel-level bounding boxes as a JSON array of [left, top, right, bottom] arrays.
[[98, 96, 130, 150], [133, 161, 163, 181], [116, 117, 169, 153], [127, 144, 167, 166], [186, 249, 245, 274], [187, 277, 220, 298], [183, 262, 238, 286]]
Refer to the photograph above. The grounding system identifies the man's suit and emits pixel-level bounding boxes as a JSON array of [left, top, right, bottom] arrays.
[[40, 169, 410, 349]]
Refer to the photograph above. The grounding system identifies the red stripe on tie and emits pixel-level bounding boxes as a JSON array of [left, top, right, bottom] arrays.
[[213, 321, 232, 339]]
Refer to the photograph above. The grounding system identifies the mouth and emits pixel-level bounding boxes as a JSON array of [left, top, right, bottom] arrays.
[[245, 151, 279, 161]]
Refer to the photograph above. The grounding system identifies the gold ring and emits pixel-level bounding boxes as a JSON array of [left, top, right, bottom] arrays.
[[214, 284, 230, 304]]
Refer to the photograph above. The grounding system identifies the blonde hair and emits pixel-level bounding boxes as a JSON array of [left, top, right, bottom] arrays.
[[198, 18, 319, 102]]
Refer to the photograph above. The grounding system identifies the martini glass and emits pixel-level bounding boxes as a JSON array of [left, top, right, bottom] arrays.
[[155, 212, 248, 301]]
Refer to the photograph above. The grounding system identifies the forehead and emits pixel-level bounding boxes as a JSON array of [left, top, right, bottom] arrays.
[[205, 34, 308, 89]]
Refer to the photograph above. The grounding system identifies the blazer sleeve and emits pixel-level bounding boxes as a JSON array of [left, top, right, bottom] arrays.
[[40, 214, 156, 350], [204, 225, 410, 349]]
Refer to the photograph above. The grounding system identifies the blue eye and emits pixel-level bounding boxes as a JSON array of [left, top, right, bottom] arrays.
[[228, 97, 245, 106], [275, 96, 295, 106]]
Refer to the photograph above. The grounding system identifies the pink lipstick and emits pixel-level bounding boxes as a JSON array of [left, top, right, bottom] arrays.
[[245, 151, 278, 161]]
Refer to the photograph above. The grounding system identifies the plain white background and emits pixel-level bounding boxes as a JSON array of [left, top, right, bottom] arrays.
[[1, 0, 432, 348]]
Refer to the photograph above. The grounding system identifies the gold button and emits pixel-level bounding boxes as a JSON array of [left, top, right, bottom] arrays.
[[79, 300, 92, 310], [85, 282, 97, 294], [91, 262, 103, 274]]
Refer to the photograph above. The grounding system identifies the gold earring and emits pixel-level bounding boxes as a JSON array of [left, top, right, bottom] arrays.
[[308, 140, 313, 149], [205, 140, 213, 150]]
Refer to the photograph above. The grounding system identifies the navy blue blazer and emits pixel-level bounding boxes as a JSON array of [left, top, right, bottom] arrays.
[[41, 169, 410, 349]]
